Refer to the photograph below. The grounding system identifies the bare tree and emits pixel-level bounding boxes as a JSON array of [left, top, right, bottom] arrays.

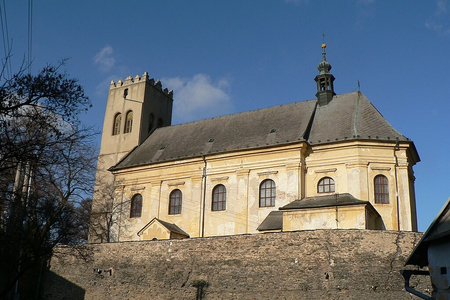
[[0, 61, 96, 299], [88, 177, 131, 243]]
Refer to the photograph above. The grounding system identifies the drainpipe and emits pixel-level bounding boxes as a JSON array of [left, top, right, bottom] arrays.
[[400, 270, 431, 300], [201, 155, 207, 237], [394, 142, 400, 231], [157, 180, 162, 219]]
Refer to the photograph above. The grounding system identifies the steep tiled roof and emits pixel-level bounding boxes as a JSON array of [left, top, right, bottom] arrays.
[[112, 92, 414, 170], [113, 99, 317, 169], [308, 92, 409, 144], [257, 211, 283, 231]]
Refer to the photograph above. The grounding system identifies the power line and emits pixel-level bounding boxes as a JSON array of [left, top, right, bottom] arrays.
[[0, 0, 11, 78], [28, 0, 33, 74]]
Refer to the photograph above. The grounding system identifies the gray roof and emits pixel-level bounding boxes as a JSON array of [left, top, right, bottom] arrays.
[[257, 211, 283, 232], [308, 92, 408, 144], [113, 92, 416, 170], [405, 197, 450, 267], [279, 193, 372, 210]]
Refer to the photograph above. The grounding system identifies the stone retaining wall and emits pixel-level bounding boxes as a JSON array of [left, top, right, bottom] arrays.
[[41, 229, 430, 299]]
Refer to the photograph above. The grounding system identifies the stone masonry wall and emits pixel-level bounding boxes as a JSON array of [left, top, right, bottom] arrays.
[[41, 229, 431, 299]]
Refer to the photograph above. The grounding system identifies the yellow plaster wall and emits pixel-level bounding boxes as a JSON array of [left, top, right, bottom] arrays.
[[110, 139, 417, 240], [113, 145, 307, 240], [283, 205, 371, 231], [108, 140, 417, 241], [305, 141, 416, 231], [140, 222, 170, 240]]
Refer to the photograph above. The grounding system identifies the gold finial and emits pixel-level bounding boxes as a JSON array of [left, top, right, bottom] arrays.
[[322, 43, 327, 48]]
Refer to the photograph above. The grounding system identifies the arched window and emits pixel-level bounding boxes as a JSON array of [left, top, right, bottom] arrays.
[[130, 194, 142, 218], [212, 184, 226, 211], [374, 175, 389, 204], [169, 189, 182, 215], [124, 111, 133, 133], [157, 118, 163, 128], [259, 179, 276, 207], [113, 113, 121, 135], [318, 177, 335, 193]]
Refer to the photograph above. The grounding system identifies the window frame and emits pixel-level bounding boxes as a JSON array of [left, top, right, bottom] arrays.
[[259, 179, 276, 207], [212, 184, 226, 211], [169, 189, 182, 215], [374, 175, 389, 204], [113, 113, 122, 135], [130, 194, 142, 218], [317, 177, 335, 193], [124, 110, 133, 134]]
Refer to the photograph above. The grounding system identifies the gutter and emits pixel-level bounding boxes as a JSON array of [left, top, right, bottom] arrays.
[[394, 141, 400, 231], [400, 270, 431, 300]]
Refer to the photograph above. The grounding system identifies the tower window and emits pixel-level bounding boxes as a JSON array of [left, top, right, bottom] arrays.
[[124, 111, 133, 133], [169, 189, 182, 215], [259, 179, 276, 207], [318, 177, 335, 193], [148, 114, 154, 133], [113, 113, 122, 135], [212, 184, 226, 211], [130, 194, 142, 218], [123, 88, 129, 98], [374, 175, 389, 204]]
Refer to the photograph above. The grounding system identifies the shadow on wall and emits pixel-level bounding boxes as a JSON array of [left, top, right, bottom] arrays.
[[40, 270, 85, 300]]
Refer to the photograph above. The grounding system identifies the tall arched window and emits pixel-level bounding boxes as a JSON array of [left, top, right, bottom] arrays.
[[130, 194, 142, 218], [259, 179, 276, 207], [374, 175, 389, 204], [169, 189, 182, 215], [212, 184, 226, 211], [318, 177, 335, 193], [124, 111, 133, 133], [113, 113, 121, 135]]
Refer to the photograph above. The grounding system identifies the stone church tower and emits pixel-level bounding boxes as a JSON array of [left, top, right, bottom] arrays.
[[89, 72, 173, 242]]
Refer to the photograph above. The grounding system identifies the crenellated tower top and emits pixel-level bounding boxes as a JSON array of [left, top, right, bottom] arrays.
[[110, 72, 173, 99]]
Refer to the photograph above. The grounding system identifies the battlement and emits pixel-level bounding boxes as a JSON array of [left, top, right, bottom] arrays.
[[109, 71, 173, 98]]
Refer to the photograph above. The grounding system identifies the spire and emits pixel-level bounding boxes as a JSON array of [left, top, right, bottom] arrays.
[[314, 42, 336, 106]]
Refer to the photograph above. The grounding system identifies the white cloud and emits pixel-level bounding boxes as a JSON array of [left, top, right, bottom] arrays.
[[163, 74, 232, 124], [93, 45, 116, 72], [355, 0, 375, 25], [426, 0, 450, 34]]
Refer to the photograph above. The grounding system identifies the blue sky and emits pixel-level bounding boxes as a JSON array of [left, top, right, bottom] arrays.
[[3, 0, 450, 231]]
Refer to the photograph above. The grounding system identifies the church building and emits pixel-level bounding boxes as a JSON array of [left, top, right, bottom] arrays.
[[88, 44, 419, 243]]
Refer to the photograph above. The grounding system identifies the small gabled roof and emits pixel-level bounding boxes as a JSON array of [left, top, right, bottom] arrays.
[[405, 197, 450, 267], [258, 193, 379, 232], [137, 217, 190, 238], [279, 193, 373, 211], [257, 211, 283, 232]]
